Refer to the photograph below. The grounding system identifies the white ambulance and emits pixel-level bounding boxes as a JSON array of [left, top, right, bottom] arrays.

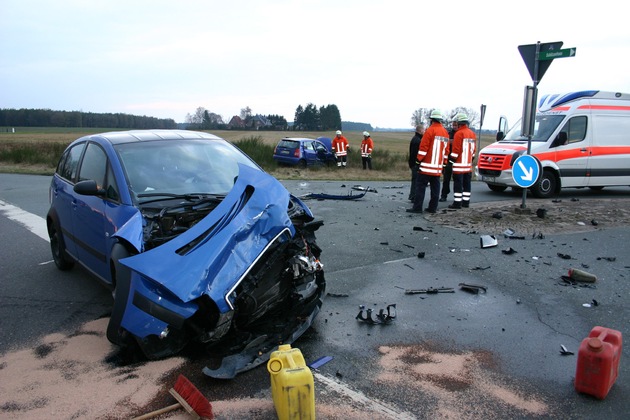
[[477, 90, 630, 198]]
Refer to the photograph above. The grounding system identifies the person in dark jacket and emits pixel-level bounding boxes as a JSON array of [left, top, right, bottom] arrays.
[[408, 124, 425, 201], [440, 120, 458, 201]]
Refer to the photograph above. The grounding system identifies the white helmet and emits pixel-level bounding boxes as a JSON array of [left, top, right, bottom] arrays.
[[336, 130, 342, 135], [455, 112, 469, 122], [430, 109, 443, 120], [363, 131, 370, 137]]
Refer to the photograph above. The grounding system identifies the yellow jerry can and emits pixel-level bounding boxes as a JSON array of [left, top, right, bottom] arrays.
[[267, 344, 315, 420]]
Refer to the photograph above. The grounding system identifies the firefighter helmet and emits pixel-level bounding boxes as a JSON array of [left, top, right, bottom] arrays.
[[363, 131, 370, 137], [455, 112, 469, 122], [430, 109, 443, 120], [336, 130, 342, 135]]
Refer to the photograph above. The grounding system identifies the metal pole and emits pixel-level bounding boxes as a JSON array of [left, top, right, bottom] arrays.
[[522, 42, 541, 209], [476, 104, 486, 176]]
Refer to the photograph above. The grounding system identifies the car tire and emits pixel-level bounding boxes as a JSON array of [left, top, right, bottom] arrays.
[[487, 184, 508, 192], [298, 159, 307, 168], [48, 220, 74, 270], [530, 169, 558, 198], [106, 243, 133, 346]]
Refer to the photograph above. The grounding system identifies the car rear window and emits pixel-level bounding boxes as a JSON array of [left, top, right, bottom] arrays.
[[277, 140, 299, 149]]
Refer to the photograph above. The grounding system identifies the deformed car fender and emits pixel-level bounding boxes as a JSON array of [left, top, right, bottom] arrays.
[[112, 210, 144, 253], [116, 165, 295, 339]]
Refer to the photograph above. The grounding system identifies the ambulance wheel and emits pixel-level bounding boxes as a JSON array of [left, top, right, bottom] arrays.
[[531, 170, 558, 198]]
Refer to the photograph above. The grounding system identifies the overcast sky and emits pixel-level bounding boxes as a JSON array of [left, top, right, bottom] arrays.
[[2, 0, 629, 130]]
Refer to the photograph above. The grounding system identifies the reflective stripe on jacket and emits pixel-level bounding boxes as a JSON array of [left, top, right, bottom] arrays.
[[361, 138, 373, 157], [450, 126, 476, 173], [417, 122, 449, 176]]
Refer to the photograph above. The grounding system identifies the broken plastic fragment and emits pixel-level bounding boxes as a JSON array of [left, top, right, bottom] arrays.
[[356, 304, 396, 324], [560, 345, 574, 356], [459, 283, 487, 294], [413, 226, 433, 232], [309, 355, 333, 369], [503, 228, 525, 239], [502, 247, 517, 255], [480, 235, 498, 248]]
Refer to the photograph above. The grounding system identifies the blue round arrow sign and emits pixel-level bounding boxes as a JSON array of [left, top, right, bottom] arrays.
[[512, 155, 541, 188]]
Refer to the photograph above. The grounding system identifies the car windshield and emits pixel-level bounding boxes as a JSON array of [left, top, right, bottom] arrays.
[[115, 139, 260, 197], [503, 114, 565, 142]]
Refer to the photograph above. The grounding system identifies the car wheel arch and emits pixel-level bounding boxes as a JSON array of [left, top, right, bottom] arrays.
[[47, 211, 75, 270]]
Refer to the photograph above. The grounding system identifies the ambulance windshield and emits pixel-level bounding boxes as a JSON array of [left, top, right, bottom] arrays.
[[503, 115, 565, 142]]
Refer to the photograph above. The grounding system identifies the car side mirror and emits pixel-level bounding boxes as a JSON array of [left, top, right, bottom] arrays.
[[74, 179, 106, 197], [496, 131, 505, 141]]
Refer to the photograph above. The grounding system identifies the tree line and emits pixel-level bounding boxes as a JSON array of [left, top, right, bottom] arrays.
[[0, 108, 177, 129], [185, 103, 344, 131]]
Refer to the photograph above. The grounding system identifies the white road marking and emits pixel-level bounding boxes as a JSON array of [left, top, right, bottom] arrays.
[[0, 199, 49, 242], [313, 372, 416, 419]]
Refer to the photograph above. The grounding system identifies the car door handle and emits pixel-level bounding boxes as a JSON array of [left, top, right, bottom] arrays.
[[580, 148, 588, 152]]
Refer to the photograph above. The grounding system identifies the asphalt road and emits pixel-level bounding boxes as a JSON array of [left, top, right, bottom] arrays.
[[1, 173, 628, 419]]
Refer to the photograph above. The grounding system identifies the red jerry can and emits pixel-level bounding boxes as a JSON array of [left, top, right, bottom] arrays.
[[574, 326, 623, 399]]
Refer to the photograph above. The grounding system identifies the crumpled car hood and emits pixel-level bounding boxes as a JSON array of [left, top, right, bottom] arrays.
[[120, 164, 294, 313]]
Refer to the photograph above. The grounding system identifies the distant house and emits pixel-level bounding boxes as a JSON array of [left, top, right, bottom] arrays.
[[227, 115, 246, 129], [249, 114, 272, 130]]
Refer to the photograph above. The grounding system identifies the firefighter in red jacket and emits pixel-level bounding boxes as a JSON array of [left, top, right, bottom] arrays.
[[407, 109, 449, 214], [448, 113, 476, 209], [331, 130, 349, 168], [360, 131, 374, 170]]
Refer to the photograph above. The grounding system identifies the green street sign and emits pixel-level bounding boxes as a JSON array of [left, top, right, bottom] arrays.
[[538, 48, 576, 60]]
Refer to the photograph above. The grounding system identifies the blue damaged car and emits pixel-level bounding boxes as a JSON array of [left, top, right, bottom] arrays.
[[46, 130, 325, 378]]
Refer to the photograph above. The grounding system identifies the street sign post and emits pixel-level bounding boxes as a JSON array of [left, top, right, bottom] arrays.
[[512, 155, 541, 188], [516, 40, 576, 208]]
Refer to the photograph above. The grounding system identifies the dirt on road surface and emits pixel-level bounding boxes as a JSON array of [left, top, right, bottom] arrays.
[[429, 197, 630, 235]]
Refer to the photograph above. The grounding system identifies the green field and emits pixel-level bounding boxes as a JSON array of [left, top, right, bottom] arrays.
[[0, 128, 496, 181]]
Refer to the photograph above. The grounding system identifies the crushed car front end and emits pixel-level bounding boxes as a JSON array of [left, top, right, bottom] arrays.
[[111, 164, 325, 378]]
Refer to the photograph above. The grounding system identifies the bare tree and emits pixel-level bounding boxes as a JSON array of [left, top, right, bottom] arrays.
[[410, 108, 430, 127], [185, 107, 207, 125], [444, 107, 480, 128], [240, 106, 252, 120]]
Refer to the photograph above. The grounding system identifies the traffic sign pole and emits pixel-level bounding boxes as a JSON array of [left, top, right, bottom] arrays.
[[516, 40, 575, 209]]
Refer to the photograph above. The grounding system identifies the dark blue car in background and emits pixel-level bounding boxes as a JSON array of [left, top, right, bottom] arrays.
[[272, 137, 335, 167], [46, 129, 325, 378]]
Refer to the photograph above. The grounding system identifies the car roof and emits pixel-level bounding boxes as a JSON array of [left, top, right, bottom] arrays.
[[281, 137, 317, 141], [82, 129, 224, 145]]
